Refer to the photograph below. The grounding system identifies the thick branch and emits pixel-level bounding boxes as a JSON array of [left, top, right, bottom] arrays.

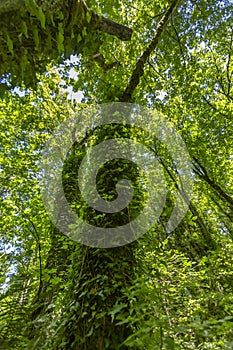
[[0, 0, 132, 41], [121, 0, 180, 102], [0, 0, 132, 87], [193, 157, 233, 209], [98, 17, 132, 41], [158, 156, 215, 247]]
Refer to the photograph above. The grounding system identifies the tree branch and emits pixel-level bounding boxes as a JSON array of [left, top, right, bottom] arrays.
[[121, 0, 181, 102], [193, 157, 233, 209], [0, 0, 132, 86], [158, 156, 215, 246], [0, 0, 132, 41], [98, 17, 132, 41]]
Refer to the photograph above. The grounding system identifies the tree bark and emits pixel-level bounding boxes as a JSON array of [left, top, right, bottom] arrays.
[[0, 0, 132, 42], [0, 0, 132, 87], [121, 0, 180, 102]]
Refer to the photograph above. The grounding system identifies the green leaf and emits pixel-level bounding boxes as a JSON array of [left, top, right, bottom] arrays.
[[49, 13, 55, 26], [38, 7, 46, 29], [87, 327, 93, 337], [22, 22, 29, 38], [57, 23, 64, 54], [33, 27, 40, 49], [25, 0, 38, 14], [86, 12, 92, 24], [26, 0, 46, 29], [108, 302, 127, 322], [6, 34, 14, 55], [82, 27, 87, 37], [77, 34, 82, 43]]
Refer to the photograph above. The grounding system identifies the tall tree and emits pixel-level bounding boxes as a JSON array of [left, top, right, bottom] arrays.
[[0, 0, 233, 349]]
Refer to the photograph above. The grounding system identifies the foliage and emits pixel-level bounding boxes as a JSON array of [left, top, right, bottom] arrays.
[[0, 0, 132, 89], [0, 0, 233, 349]]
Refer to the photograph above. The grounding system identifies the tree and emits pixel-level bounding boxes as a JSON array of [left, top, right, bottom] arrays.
[[0, 0, 132, 88], [0, 0, 233, 349]]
